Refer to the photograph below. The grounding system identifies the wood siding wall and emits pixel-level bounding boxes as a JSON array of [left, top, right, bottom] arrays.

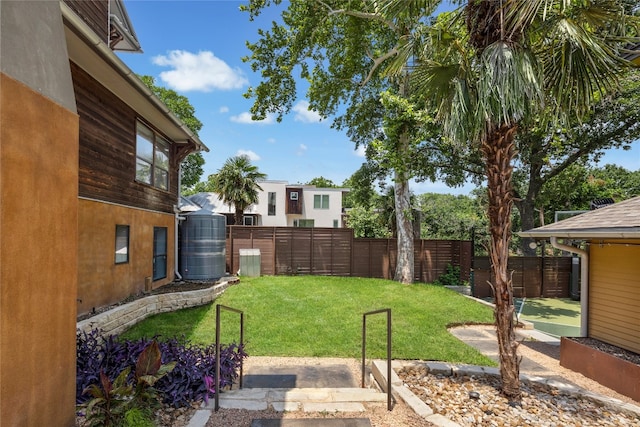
[[63, 0, 109, 42], [589, 241, 640, 354], [472, 256, 572, 298], [226, 226, 472, 282], [72, 62, 179, 214]]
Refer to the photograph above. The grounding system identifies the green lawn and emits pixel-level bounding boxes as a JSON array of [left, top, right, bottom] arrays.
[[121, 276, 495, 365]]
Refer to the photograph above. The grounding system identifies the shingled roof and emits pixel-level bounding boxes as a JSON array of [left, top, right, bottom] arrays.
[[519, 196, 640, 239]]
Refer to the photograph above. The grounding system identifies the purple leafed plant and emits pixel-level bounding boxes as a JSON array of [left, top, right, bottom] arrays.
[[76, 329, 247, 407]]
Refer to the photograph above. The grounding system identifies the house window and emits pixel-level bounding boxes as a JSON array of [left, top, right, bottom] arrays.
[[153, 227, 167, 281], [136, 121, 170, 190], [243, 216, 254, 225], [268, 192, 276, 216], [333, 219, 339, 228], [290, 191, 299, 201], [115, 225, 129, 264], [314, 194, 329, 209], [294, 219, 314, 227]]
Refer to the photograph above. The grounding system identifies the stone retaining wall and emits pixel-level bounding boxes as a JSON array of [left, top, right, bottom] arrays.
[[76, 280, 237, 336]]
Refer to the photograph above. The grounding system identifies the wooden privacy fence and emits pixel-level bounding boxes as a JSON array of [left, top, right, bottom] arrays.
[[472, 256, 573, 298], [226, 226, 472, 282]]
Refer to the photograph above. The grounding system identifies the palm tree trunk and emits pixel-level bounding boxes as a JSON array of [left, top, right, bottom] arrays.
[[482, 124, 521, 401]]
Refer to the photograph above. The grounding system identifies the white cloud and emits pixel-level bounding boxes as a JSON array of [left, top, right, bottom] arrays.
[[293, 100, 324, 123], [354, 145, 366, 157], [267, 138, 276, 144], [219, 106, 229, 113], [297, 143, 308, 156], [236, 149, 260, 161], [230, 112, 276, 125], [152, 50, 248, 92]]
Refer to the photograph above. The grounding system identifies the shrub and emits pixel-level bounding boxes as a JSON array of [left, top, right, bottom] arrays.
[[434, 264, 463, 287], [76, 329, 247, 408]]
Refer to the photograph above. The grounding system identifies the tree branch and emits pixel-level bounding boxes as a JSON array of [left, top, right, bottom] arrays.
[[314, 0, 397, 31]]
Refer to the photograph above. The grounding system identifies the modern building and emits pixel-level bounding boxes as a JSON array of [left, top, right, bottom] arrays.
[[184, 181, 349, 228]]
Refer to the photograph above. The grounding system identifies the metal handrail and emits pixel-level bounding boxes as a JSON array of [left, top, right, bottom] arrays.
[[362, 308, 392, 411], [214, 304, 244, 412]]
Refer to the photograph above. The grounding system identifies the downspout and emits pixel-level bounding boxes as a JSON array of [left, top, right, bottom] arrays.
[[175, 164, 184, 280], [550, 237, 588, 337]]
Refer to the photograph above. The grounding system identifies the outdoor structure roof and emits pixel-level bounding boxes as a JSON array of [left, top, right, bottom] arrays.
[[181, 193, 257, 215], [519, 196, 640, 239], [623, 42, 640, 65]]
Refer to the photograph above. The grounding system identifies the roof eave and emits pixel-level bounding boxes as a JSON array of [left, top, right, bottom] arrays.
[[60, 1, 209, 153], [519, 230, 640, 239]]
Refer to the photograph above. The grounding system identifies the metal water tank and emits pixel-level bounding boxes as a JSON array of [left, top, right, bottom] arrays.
[[180, 209, 226, 280]]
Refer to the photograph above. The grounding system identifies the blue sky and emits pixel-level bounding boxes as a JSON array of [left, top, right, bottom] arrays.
[[118, 1, 640, 195]]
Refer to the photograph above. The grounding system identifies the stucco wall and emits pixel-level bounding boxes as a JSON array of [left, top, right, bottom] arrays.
[[1, 74, 79, 426], [78, 198, 176, 315], [589, 239, 640, 354]]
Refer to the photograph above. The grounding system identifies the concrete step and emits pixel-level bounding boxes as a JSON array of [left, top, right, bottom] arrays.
[[251, 419, 372, 427], [203, 387, 387, 412]]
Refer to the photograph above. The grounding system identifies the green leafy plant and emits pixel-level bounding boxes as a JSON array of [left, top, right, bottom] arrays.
[[434, 264, 464, 287], [79, 340, 175, 427], [123, 407, 155, 427]]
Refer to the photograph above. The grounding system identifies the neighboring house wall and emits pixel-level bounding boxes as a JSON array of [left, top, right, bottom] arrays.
[[192, 182, 348, 228], [0, 2, 79, 425], [588, 239, 640, 354], [256, 181, 289, 226], [297, 187, 345, 228]]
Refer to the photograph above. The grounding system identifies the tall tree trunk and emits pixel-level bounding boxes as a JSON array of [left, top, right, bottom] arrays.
[[514, 198, 537, 256], [483, 124, 521, 401], [393, 72, 414, 284], [514, 153, 544, 256], [393, 163, 414, 284]]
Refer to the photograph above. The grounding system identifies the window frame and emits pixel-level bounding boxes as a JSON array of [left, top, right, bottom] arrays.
[[313, 194, 330, 209], [136, 121, 170, 191], [115, 224, 129, 264], [294, 219, 315, 227], [268, 192, 276, 216], [290, 191, 299, 201]]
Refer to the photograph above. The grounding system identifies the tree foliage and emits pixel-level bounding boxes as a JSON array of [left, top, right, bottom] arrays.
[[243, 0, 448, 283], [305, 177, 337, 188], [139, 75, 205, 192], [345, 205, 391, 238], [509, 68, 640, 253], [418, 192, 488, 250]]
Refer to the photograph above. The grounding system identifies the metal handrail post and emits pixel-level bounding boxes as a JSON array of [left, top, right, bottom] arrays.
[[362, 308, 392, 411], [214, 304, 244, 412]]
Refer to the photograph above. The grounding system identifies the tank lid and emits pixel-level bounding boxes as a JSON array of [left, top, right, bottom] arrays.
[[185, 208, 224, 217]]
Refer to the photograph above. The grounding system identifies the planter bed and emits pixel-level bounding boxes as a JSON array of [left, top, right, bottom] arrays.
[[560, 336, 640, 402]]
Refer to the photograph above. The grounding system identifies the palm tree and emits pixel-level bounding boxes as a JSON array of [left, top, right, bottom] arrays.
[[382, 0, 637, 400], [210, 155, 267, 225]]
